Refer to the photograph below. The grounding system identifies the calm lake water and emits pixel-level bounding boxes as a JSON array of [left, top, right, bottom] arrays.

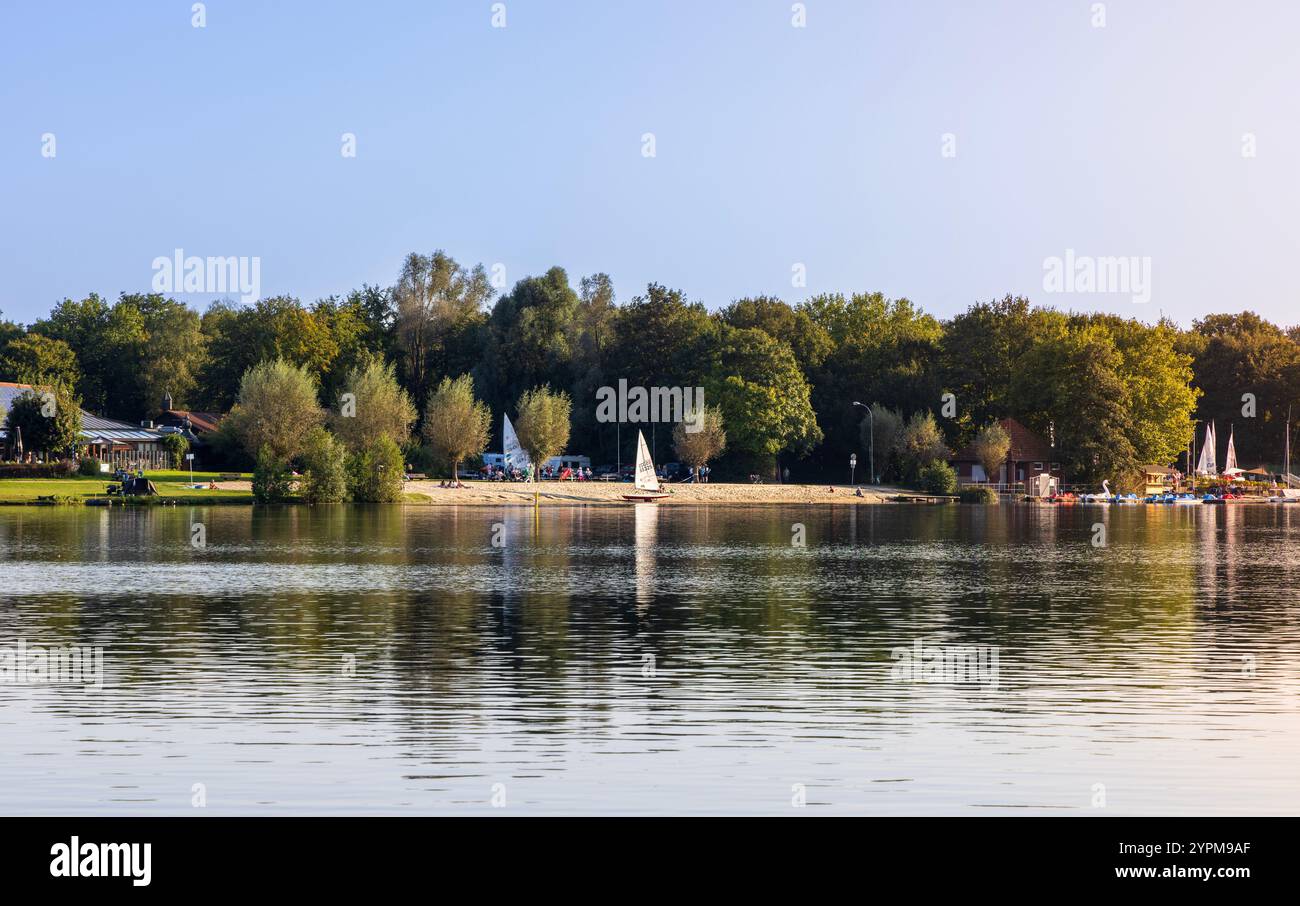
[[1, 503, 1298, 815]]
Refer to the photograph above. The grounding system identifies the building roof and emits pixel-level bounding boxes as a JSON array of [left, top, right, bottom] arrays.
[[161, 409, 224, 434], [0, 382, 164, 444], [0, 382, 38, 412], [952, 417, 1054, 463], [1141, 464, 1180, 475]]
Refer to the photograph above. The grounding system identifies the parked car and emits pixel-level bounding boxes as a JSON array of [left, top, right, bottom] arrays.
[[660, 462, 688, 482]]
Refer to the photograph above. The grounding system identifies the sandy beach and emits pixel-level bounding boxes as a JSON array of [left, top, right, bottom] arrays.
[[214, 478, 905, 505]]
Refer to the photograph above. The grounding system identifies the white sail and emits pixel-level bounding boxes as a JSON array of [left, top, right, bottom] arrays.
[[1196, 422, 1216, 475], [634, 431, 659, 492], [1224, 426, 1238, 472], [503, 414, 529, 471]]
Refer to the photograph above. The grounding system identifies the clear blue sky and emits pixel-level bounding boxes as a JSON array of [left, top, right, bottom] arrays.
[[2, 1, 1297, 326]]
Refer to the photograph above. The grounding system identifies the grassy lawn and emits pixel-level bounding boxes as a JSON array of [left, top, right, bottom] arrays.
[[0, 473, 252, 504], [145, 469, 251, 482]]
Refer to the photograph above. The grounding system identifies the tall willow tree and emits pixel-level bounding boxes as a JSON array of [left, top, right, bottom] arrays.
[[423, 374, 492, 480], [394, 251, 493, 405]]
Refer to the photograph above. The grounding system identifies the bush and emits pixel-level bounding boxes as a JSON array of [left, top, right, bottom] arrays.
[[918, 460, 957, 496], [347, 435, 405, 502], [959, 486, 999, 504], [160, 433, 190, 469], [251, 446, 294, 503], [78, 457, 104, 477], [0, 461, 77, 479], [299, 428, 348, 504]]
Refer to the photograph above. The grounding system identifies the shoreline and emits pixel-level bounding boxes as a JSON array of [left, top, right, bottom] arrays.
[[0, 478, 910, 507]]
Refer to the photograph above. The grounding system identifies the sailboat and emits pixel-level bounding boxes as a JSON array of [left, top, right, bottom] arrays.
[[503, 414, 530, 476], [1221, 425, 1243, 481], [1195, 421, 1217, 476], [622, 430, 672, 502]]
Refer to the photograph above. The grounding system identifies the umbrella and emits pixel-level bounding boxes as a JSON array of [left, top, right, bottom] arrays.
[[14, 425, 22, 457]]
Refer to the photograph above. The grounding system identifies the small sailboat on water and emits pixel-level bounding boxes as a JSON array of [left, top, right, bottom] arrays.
[[1270, 407, 1300, 503], [622, 430, 672, 502]]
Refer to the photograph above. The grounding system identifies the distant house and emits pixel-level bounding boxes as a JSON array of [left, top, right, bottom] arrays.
[[158, 393, 226, 441], [1141, 464, 1180, 496], [1, 381, 169, 468], [950, 417, 1063, 486]]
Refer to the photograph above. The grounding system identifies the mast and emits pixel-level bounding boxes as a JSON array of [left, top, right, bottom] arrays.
[[1287, 406, 1292, 479]]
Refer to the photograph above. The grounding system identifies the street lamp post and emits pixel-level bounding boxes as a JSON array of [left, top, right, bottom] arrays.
[[853, 401, 874, 484], [850, 453, 857, 486]]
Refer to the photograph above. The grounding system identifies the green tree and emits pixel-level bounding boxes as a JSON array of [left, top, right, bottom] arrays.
[[480, 267, 582, 417], [299, 427, 349, 503], [861, 403, 903, 481], [1100, 315, 1198, 467], [610, 284, 715, 391], [1187, 312, 1296, 467], [126, 294, 207, 417], [1015, 321, 1136, 484], [515, 387, 572, 479], [329, 355, 417, 451], [938, 295, 1038, 439], [224, 359, 323, 461], [918, 460, 958, 495], [31, 294, 115, 412], [160, 432, 190, 469], [347, 435, 405, 502], [705, 325, 821, 472], [422, 374, 492, 479], [801, 292, 942, 474], [3, 385, 83, 460], [0, 334, 80, 387], [0, 312, 23, 353], [717, 296, 833, 375], [251, 446, 293, 503]]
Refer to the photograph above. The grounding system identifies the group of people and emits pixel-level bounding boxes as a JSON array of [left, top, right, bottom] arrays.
[[542, 465, 594, 481], [480, 464, 528, 482], [477, 463, 598, 482]]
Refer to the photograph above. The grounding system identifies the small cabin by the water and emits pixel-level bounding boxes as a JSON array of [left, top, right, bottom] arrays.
[[950, 418, 1062, 487], [1141, 464, 1179, 496]]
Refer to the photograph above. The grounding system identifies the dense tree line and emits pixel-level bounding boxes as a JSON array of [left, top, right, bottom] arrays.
[[4, 250, 1299, 485]]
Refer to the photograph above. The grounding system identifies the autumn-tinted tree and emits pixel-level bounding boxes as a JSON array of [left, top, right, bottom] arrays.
[[514, 387, 572, 479], [422, 374, 492, 479], [224, 359, 323, 461], [329, 355, 417, 451], [899, 411, 949, 482], [970, 422, 1010, 484], [672, 405, 727, 478], [394, 251, 492, 404]]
